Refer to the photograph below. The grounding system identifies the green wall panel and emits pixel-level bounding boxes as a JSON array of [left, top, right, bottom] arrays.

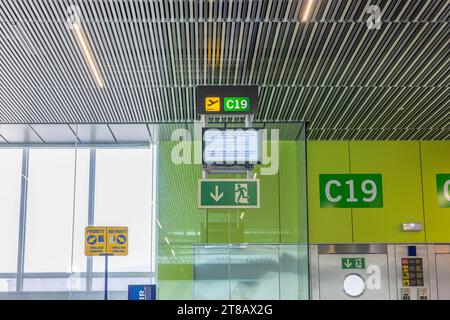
[[157, 137, 308, 298], [158, 141, 305, 246], [158, 243, 194, 300], [157, 141, 201, 300], [350, 141, 425, 243], [158, 141, 205, 245], [279, 141, 308, 243], [235, 167, 281, 243], [307, 141, 353, 243], [420, 141, 450, 242], [204, 170, 281, 244], [205, 173, 234, 244], [157, 134, 448, 298], [307, 140, 450, 244]]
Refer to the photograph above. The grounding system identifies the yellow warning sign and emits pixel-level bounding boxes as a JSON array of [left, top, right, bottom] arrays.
[[106, 226, 128, 256], [85, 226, 107, 256], [85, 226, 128, 256], [205, 97, 220, 112]]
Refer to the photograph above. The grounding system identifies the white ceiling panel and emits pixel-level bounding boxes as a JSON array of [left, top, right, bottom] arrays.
[[0, 124, 43, 143], [109, 124, 151, 143], [69, 124, 116, 144], [31, 124, 78, 143]]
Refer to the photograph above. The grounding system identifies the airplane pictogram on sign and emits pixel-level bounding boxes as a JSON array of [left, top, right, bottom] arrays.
[[205, 97, 220, 112]]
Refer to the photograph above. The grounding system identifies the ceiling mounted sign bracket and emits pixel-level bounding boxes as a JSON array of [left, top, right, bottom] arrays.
[[197, 86, 258, 179]]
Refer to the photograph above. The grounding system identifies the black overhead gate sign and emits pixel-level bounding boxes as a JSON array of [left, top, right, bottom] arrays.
[[196, 86, 259, 115]]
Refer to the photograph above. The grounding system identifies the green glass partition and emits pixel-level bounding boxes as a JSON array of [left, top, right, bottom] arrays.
[[155, 121, 308, 300]]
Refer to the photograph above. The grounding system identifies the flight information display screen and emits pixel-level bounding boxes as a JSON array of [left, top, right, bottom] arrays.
[[202, 128, 261, 165]]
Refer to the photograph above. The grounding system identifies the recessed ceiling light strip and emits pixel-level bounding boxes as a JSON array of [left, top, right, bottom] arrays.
[[70, 22, 105, 88]]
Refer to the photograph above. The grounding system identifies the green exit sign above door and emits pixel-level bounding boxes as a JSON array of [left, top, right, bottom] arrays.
[[319, 174, 383, 208], [342, 257, 365, 269]]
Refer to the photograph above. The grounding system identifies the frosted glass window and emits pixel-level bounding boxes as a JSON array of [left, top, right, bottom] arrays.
[[24, 149, 89, 273], [0, 149, 22, 273], [93, 148, 153, 272]]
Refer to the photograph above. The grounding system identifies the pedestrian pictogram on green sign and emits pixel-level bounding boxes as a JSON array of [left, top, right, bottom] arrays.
[[342, 257, 365, 269], [198, 179, 260, 209]]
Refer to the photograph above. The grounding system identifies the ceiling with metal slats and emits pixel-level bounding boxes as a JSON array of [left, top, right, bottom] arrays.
[[0, 0, 448, 140]]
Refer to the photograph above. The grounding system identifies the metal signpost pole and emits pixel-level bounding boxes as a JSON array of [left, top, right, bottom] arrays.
[[245, 114, 253, 128], [86, 227, 127, 301], [104, 254, 109, 301], [245, 114, 253, 179], [201, 114, 208, 179]]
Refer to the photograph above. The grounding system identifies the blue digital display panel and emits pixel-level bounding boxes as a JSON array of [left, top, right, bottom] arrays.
[[128, 285, 156, 300], [407, 246, 417, 257]]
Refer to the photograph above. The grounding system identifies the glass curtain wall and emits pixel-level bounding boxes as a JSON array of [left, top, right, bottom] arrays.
[[0, 149, 22, 292], [0, 133, 156, 299]]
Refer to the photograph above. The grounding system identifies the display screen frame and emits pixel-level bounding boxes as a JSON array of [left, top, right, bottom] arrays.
[[202, 128, 262, 165]]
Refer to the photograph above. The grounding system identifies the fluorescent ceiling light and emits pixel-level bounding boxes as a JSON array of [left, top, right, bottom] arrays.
[[70, 23, 105, 88], [302, 0, 313, 22]]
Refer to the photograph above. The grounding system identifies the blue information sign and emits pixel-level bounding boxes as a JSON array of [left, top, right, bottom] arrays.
[[128, 285, 156, 300]]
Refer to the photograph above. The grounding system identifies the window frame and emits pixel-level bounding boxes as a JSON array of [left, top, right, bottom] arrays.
[[0, 144, 156, 294]]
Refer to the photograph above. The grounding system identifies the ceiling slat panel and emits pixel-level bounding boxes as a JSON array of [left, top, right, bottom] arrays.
[[0, 0, 447, 140]]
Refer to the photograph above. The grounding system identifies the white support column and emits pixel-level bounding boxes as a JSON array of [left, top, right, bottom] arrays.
[[245, 114, 253, 178], [201, 114, 208, 128], [201, 115, 208, 179], [245, 114, 253, 128], [86, 148, 96, 292]]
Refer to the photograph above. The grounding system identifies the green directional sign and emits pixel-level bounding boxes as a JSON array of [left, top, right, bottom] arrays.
[[224, 97, 250, 112], [436, 174, 450, 208], [197, 86, 258, 115], [198, 179, 260, 209], [342, 257, 366, 269], [319, 174, 383, 208]]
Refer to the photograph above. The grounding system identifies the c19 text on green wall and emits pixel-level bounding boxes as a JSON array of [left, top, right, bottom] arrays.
[[437, 174, 450, 208], [319, 174, 383, 208]]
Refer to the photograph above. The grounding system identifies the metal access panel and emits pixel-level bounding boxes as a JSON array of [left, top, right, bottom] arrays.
[[427, 244, 450, 300], [314, 245, 390, 300], [436, 254, 450, 299]]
